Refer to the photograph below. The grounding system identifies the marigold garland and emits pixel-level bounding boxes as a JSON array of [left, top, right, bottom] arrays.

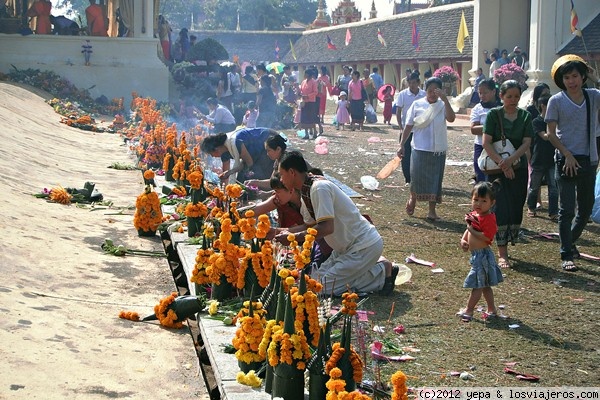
[[290, 286, 320, 347], [266, 321, 311, 370], [191, 246, 215, 285], [118, 310, 140, 321], [133, 185, 163, 233], [325, 367, 371, 400], [154, 292, 184, 329], [143, 169, 155, 180], [325, 343, 363, 383], [185, 202, 208, 218], [391, 370, 409, 400], [171, 186, 187, 197], [188, 170, 203, 190], [232, 301, 267, 364]]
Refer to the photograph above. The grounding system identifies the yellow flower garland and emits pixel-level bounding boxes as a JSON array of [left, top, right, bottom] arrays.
[[191, 247, 214, 285], [232, 301, 267, 364], [266, 321, 311, 370]]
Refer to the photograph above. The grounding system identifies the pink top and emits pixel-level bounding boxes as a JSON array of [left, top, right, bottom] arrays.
[[348, 79, 363, 101], [300, 78, 318, 102]]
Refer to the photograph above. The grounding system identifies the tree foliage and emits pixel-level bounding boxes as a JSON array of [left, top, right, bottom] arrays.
[[186, 38, 229, 64]]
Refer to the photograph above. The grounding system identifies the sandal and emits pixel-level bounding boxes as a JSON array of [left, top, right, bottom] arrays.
[[527, 210, 536, 217], [498, 258, 511, 269], [561, 260, 578, 272], [405, 199, 415, 216], [456, 309, 473, 322]]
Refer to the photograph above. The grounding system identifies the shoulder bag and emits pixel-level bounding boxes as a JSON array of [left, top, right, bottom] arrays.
[[477, 109, 520, 175]]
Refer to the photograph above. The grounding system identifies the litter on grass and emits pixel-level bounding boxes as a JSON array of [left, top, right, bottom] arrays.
[[405, 253, 436, 267]]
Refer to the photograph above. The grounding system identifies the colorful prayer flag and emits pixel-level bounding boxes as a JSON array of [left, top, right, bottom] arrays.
[[327, 34, 337, 50], [377, 28, 386, 47], [345, 28, 352, 46], [456, 11, 469, 53], [289, 39, 297, 60], [570, 0, 582, 36], [411, 19, 420, 50]]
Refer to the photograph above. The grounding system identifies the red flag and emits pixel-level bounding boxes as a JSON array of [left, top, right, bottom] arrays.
[[327, 34, 337, 50], [411, 19, 420, 50], [345, 28, 352, 46]]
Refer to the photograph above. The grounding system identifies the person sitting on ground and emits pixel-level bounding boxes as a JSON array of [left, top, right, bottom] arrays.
[[273, 151, 398, 296], [50, 15, 79, 35], [197, 97, 236, 134], [85, 0, 107, 37]]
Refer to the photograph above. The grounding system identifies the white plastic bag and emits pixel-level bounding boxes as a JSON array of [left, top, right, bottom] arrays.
[[360, 175, 379, 190]]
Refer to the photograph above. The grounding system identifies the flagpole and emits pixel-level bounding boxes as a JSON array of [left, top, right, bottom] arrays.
[[578, 33, 599, 85]]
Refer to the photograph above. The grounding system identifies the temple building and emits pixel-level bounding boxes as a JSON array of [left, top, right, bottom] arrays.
[[331, 1, 362, 25]]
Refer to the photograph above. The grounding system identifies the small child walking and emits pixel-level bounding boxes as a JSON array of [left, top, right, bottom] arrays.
[[457, 181, 504, 322], [242, 100, 258, 128], [526, 94, 558, 220], [335, 91, 350, 130], [382, 86, 394, 125]]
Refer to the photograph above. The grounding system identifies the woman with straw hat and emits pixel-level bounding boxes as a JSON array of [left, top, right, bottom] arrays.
[[545, 55, 600, 272]]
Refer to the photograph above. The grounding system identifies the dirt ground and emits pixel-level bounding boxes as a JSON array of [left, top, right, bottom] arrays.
[[293, 101, 600, 388], [0, 82, 598, 398], [0, 82, 207, 399]]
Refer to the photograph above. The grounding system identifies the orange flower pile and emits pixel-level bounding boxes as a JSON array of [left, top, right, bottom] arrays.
[[185, 202, 208, 218], [118, 310, 140, 321], [232, 301, 267, 364], [391, 370, 409, 400], [225, 184, 243, 199], [154, 292, 184, 329], [133, 185, 163, 233], [49, 185, 72, 205]]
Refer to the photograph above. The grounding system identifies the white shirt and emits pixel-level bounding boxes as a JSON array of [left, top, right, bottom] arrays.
[[300, 180, 381, 254], [469, 103, 491, 145], [206, 104, 236, 125], [406, 98, 448, 153], [394, 87, 426, 128]]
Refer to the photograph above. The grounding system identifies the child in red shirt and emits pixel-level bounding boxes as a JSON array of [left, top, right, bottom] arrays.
[[457, 181, 504, 322]]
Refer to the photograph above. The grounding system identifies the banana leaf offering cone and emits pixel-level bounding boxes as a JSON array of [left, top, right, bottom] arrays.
[[271, 294, 306, 400], [307, 320, 333, 400], [142, 294, 205, 323]]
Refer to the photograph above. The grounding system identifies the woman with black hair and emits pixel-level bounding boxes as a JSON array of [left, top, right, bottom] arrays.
[[200, 128, 277, 183]]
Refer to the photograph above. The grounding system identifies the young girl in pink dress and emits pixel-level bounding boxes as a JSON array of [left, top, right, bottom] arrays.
[[335, 91, 351, 130]]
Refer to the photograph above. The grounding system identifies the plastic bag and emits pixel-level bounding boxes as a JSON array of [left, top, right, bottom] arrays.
[[360, 175, 379, 190], [365, 104, 377, 123]]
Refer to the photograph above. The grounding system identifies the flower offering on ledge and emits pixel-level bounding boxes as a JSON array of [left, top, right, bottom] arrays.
[[433, 65, 459, 83]]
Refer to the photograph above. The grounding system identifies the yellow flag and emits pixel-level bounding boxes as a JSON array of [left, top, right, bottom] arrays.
[[456, 11, 469, 53], [289, 39, 297, 61]]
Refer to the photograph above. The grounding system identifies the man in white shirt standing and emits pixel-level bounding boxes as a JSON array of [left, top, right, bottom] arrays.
[[394, 72, 426, 186]]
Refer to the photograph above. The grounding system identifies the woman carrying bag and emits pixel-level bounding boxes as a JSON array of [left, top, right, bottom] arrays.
[[482, 80, 533, 270]]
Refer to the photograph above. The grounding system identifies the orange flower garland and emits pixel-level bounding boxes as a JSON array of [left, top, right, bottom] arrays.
[[324, 343, 363, 383], [118, 310, 140, 321], [133, 185, 163, 233], [290, 287, 321, 347], [49, 185, 72, 205], [171, 186, 187, 197], [154, 292, 184, 329], [325, 367, 371, 400], [185, 202, 208, 218], [391, 370, 409, 400], [188, 170, 203, 190]]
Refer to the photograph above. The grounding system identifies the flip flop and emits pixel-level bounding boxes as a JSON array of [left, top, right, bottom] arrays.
[[498, 258, 511, 269], [405, 199, 415, 216], [561, 260, 578, 272]]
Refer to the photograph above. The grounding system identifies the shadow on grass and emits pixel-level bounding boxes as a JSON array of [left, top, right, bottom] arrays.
[[482, 317, 583, 350], [510, 259, 600, 293]]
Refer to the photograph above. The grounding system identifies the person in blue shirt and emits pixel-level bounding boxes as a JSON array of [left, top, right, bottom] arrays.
[[370, 67, 384, 91]]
